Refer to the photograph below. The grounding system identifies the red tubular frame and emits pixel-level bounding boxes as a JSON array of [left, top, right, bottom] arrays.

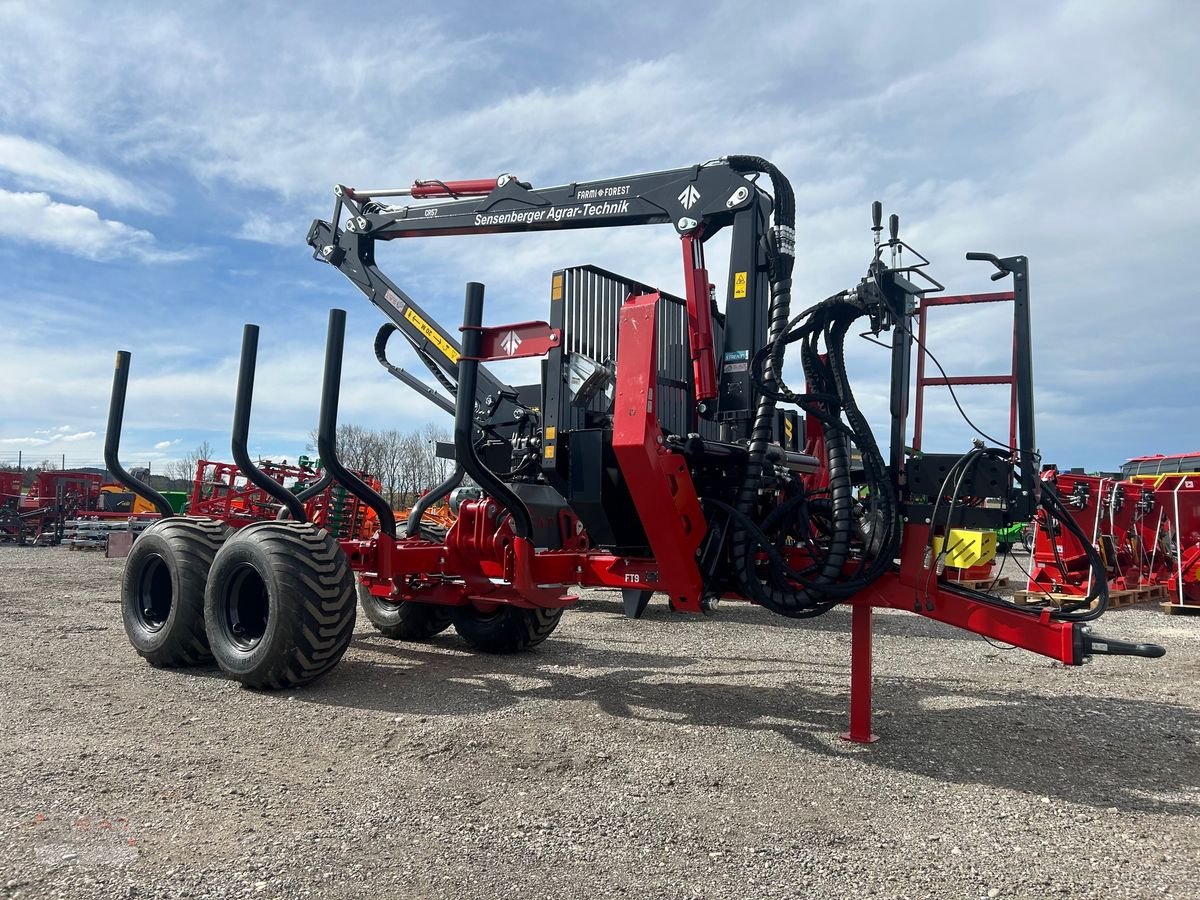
[[913, 291, 1018, 454]]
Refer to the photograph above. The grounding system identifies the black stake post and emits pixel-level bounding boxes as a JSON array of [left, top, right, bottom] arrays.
[[231, 325, 307, 523], [318, 309, 397, 539], [276, 469, 333, 520], [454, 282, 533, 540], [405, 465, 464, 537], [104, 351, 176, 518]]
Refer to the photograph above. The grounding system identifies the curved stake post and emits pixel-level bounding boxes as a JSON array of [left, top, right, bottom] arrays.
[[105, 351, 176, 518], [455, 282, 533, 540], [231, 325, 307, 522], [318, 309, 397, 540]]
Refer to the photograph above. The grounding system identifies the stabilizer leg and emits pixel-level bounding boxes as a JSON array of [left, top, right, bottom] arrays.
[[622, 589, 653, 619], [841, 604, 879, 743]]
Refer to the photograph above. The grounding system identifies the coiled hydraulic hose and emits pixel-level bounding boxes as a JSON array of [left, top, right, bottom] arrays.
[[720, 158, 902, 617]]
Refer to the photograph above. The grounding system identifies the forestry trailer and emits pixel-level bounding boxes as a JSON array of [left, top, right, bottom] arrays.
[[107, 156, 1163, 740]]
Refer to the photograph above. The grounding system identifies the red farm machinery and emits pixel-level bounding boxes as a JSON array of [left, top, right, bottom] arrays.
[[0, 469, 167, 545], [187, 457, 385, 540], [1025, 453, 1200, 612], [106, 156, 1164, 741]]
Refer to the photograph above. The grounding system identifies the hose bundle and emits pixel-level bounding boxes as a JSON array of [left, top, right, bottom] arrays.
[[720, 157, 898, 618]]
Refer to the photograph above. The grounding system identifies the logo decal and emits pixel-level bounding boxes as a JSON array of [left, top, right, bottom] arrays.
[[678, 184, 701, 209], [500, 330, 522, 355]]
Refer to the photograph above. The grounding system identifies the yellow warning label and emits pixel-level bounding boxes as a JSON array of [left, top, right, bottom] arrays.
[[784, 418, 794, 443], [404, 307, 460, 364], [733, 271, 748, 299], [544, 444, 555, 460], [551, 273, 564, 301], [545, 426, 556, 440]]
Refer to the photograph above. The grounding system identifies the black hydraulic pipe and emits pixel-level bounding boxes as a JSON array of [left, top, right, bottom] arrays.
[[275, 469, 334, 520], [391, 367, 457, 417], [405, 464, 464, 537], [319, 309, 397, 538], [232, 325, 307, 522], [454, 283, 533, 540], [105, 351, 176, 518]]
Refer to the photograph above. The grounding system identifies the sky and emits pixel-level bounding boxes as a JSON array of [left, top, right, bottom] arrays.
[[0, 0, 1196, 475]]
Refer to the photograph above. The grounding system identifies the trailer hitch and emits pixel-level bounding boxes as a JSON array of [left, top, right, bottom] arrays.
[[1075, 624, 1166, 662]]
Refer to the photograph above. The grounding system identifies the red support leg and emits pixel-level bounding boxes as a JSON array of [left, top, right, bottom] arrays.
[[841, 604, 879, 743]]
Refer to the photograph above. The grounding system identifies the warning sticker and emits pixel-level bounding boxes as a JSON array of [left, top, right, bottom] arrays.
[[383, 288, 406, 313], [733, 271, 748, 299], [551, 273, 564, 300], [404, 307, 460, 364], [784, 418, 794, 442]]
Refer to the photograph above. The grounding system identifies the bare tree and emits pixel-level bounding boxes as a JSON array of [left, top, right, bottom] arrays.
[[304, 422, 460, 510], [169, 441, 214, 483]]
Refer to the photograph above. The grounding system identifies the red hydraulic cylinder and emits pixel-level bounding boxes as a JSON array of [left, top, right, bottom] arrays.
[[411, 178, 501, 198], [681, 234, 718, 403]]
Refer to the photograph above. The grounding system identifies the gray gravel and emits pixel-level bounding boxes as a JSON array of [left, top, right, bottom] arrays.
[[0, 547, 1197, 899]]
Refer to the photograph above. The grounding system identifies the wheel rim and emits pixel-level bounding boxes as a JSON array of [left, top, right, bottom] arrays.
[[136, 554, 173, 632], [224, 564, 271, 651]]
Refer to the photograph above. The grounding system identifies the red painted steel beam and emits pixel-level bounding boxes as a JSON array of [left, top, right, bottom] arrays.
[[921, 291, 1015, 307], [922, 375, 1014, 386], [611, 293, 707, 612]]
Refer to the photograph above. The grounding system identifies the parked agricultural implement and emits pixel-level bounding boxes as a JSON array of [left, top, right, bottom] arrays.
[[187, 457, 382, 540], [0, 469, 164, 545], [107, 156, 1164, 741], [1027, 456, 1200, 611]]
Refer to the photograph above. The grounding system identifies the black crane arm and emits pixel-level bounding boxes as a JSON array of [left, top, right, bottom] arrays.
[[306, 158, 789, 432], [318, 162, 765, 241]]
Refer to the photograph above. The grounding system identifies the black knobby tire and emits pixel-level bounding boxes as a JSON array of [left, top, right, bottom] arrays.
[[452, 605, 564, 654], [358, 581, 453, 641], [203, 521, 356, 689], [121, 517, 229, 667]]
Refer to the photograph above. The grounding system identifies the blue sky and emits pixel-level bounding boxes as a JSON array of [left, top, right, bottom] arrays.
[[0, 0, 1196, 474]]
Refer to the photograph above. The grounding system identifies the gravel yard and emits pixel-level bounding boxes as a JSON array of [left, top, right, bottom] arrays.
[[0, 546, 1197, 900]]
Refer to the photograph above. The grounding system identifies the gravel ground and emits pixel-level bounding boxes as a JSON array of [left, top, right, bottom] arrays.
[[0, 547, 1197, 900]]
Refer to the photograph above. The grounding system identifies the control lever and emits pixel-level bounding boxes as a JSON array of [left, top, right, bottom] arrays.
[[966, 251, 1012, 281], [871, 201, 882, 248]]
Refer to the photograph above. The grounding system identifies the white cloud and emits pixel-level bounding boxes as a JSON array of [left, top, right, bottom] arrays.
[[153, 439, 177, 450], [0, 429, 96, 446], [0, 189, 196, 262], [0, 133, 167, 212], [236, 212, 302, 247]]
